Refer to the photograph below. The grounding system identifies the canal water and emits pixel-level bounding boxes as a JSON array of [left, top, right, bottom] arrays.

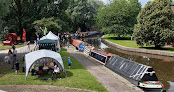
[[82, 37, 174, 91]]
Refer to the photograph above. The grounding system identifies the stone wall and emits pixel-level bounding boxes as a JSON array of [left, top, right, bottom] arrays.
[[102, 38, 174, 57]]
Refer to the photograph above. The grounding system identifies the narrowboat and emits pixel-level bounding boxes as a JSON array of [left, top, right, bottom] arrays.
[[84, 46, 115, 64], [70, 39, 165, 91], [105, 55, 165, 92], [70, 39, 86, 51]]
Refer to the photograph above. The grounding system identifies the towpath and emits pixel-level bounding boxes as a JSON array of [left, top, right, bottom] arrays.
[[0, 44, 35, 64], [64, 45, 143, 92]]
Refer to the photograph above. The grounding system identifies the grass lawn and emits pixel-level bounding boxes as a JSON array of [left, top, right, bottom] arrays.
[[0, 42, 2, 45], [0, 48, 107, 92], [0, 43, 26, 50], [104, 34, 174, 52], [58, 48, 70, 57]]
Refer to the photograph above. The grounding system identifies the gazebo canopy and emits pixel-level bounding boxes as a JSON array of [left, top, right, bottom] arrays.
[[40, 31, 60, 51], [25, 50, 65, 80], [40, 31, 59, 40], [38, 39, 56, 44]]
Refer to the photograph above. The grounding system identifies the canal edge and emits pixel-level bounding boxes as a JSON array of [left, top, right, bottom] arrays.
[[101, 36, 174, 57]]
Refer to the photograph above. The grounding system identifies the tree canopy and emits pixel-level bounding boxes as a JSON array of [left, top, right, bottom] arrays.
[[0, 0, 102, 40], [66, 0, 103, 32], [0, 0, 10, 39], [33, 17, 61, 35], [133, 0, 174, 47], [95, 0, 141, 37]]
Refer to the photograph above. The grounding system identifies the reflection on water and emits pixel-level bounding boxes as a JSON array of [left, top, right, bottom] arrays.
[[84, 37, 174, 91]]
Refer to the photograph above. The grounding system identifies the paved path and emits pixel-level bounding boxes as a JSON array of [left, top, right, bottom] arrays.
[[0, 85, 95, 92], [0, 44, 35, 63], [65, 46, 143, 92]]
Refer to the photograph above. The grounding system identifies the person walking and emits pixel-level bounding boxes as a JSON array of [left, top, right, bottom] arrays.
[[68, 57, 72, 69]]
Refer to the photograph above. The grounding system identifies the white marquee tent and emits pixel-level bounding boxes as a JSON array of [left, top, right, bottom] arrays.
[[40, 31, 61, 51], [25, 50, 65, 80]]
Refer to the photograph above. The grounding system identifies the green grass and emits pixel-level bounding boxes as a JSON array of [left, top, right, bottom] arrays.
[[0, 50, 107, 92], [0, 42, 2, 45], [59, 48, 70, 57], [104, 34, 174, 52], [0, 43, 26, 50]]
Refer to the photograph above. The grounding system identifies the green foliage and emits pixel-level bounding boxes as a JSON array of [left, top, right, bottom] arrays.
[[95, 0, 141, 37], [33, 17, 61, 35], [66, 0, 103, 32], [2, 0, 71, 40], [0, 0, 10, 39], [133, 0, 174, 47]]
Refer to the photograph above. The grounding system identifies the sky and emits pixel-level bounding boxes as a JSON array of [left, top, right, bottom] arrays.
[[99, 0, 153, 7]]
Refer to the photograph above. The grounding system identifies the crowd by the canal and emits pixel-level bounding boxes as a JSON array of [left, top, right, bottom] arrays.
[[59, 32, 78, 48]]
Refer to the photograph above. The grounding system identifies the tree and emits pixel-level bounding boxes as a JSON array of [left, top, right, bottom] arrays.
[[32, 17, 61, 36], [0, 0, 10, 39], [95, 0, 141, 37], [133, 0, 174, 48], [66, 0, 103, 32], [2, 0, 71, 40]]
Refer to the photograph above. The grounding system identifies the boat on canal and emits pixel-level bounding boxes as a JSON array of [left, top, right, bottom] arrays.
[[70, 39, 166, 92]]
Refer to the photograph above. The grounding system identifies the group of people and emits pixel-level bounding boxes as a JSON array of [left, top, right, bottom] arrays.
[[8, 45, 19, 75], [60, 32, 78, 48], [30, 58, 65, 80], [60, 33, 70, 48]]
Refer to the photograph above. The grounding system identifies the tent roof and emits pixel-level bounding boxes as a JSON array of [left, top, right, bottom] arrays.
[[25, 50, 64, 80], [40, 31, 59, 40], [38, 39, 56, 44]]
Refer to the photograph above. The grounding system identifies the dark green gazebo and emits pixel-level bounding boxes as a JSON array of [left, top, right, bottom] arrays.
[[38, 39, 56, 51]]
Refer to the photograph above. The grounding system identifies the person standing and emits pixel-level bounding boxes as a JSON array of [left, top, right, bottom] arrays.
[[27, 41, 30, 51], [52, 64, 61, 80], [9, 53, 15, 69], [68, 57, 72, 69], [62, 38, 65, 47], [15, 61, 19, 75], [75, 33, 77, 39], [12, 47, 17, 61], [8, 49, 12, 55], [66, 34, 69, 48]]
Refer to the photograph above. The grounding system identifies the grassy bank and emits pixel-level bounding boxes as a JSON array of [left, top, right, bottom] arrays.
[[104, 34, 174, 52], [59, 48, 70, 57], [0, 48, 107, 92], [0, 43, 26, 50], [0, 42, 2, 45]]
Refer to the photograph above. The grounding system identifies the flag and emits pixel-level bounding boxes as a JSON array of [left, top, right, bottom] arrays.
[[36, 35, 39, 44], [22, 28, 26, 41], [44, 27, 47, 35]]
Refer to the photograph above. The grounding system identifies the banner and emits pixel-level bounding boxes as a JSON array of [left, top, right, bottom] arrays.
[[44, 27, 47, 35], [22, 28, 26, 41]]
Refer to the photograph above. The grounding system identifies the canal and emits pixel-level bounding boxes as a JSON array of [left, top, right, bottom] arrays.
[[82, 36, 174, 91]]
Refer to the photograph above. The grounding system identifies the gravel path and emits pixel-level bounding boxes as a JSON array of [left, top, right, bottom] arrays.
[[0, 44, 35, 63], [65, 46, 143, 92], [0, 85, 95, 92]]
